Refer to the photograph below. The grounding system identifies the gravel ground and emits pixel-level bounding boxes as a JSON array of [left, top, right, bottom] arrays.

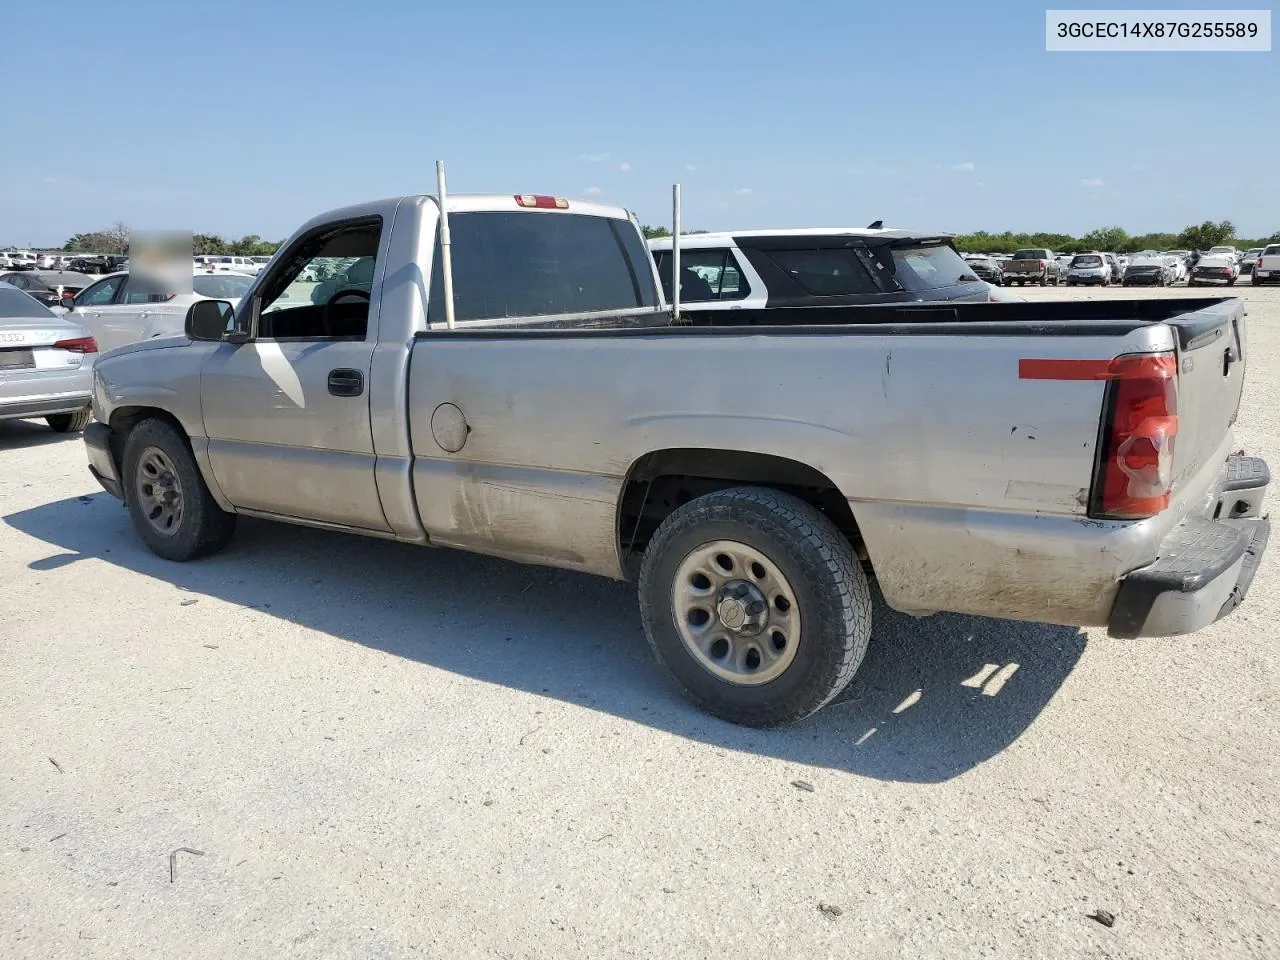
[[2, 284, 1278, 959]]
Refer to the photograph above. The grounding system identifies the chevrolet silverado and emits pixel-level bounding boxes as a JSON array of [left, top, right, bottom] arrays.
[[82, 192, 1270, 726]]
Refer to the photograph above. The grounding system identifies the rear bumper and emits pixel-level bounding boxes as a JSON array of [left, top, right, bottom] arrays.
[[1124, 274, 1163, 284], [0, 392, 92, 421], [84, 420, 124, 500], [1108, 456, 1270, 639]]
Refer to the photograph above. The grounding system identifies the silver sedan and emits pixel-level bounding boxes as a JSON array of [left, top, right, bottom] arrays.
[[0, 282, 97, 433]]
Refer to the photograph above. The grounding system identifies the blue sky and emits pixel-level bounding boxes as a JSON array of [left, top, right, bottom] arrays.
[[3, 0, 1275, 245]]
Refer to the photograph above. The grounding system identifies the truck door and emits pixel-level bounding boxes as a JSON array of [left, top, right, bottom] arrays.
[[199, 217, 390, 532]]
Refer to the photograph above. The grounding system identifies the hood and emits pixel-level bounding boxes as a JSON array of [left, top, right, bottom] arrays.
[[98, 333, 190, 362]]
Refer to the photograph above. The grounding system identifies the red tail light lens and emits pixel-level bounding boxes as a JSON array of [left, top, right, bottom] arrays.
[[1096, 353, 1178, 518], [53, 336, 98, 353]]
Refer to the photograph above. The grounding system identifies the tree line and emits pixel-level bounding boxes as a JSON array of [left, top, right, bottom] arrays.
[[953, 220, 1280, 254]]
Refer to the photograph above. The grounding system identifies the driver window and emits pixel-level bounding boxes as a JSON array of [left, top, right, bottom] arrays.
[[255, 218, 382, 341]]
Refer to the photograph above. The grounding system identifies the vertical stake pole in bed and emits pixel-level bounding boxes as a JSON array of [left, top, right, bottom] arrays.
[[436, 160, 457, 331], [671, 183, 681, 323]]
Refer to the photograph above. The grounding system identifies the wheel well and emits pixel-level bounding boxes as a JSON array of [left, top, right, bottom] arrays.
[[616, 448, 863, 579], [107, 406, 187, 471]]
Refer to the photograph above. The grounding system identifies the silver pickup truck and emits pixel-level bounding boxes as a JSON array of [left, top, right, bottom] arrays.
[[83, 192, 1270, 727]]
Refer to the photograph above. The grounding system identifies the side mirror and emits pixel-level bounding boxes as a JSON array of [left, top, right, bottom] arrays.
[[185, 299, 238, 342]]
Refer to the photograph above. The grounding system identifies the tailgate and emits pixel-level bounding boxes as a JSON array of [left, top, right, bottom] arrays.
[[1170, 298, 1246, 498]]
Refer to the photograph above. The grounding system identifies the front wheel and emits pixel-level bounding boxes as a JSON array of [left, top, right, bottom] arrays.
[[1228, 277, 1236, 286], [639, 487, 872, 727], [46, 409, 92, 433], [122, 417, 236, 561]]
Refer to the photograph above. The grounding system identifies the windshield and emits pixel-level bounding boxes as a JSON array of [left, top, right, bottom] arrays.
[[193, 274, 253, 299], [888, 244, 980, 290]]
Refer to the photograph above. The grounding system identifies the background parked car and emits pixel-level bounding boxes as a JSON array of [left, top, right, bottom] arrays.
[[1123, 254, 1174, 286], [648, 228, 996, 313], [61, 270, 258, 352], [2, 251, 36, 271], [1188, 254, 1239, 286], [1241, 248, 1264, 274], [1102, 252, 1123, 281], [1001, 248, 1063, 286], [1253, 244, 1280, 285], [0, 270, 96, 308], [0, 282, 97, 433], [195, 254, 263, 275], [1065, 253, 1111, 286], [962, 253, 1004, 285]]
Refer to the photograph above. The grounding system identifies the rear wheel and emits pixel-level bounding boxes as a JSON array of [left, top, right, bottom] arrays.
[[638, 487, 872, 727], [46, 409, 92, 433], [1228, 277, 1236, 286], [122, 418, 236, 561]]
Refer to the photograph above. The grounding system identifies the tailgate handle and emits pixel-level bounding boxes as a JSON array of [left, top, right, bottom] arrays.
[[1224, 346, 1239, 376], [327, 369, 364, 397]]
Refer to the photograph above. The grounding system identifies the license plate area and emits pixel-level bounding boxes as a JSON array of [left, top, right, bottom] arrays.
[[0, 349, 35, 370]]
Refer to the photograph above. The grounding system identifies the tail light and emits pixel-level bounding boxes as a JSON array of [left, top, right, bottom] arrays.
[[1095, 353, 1179, 518], [53, 336, 98, 354], [1038, 260, 1046, 270]]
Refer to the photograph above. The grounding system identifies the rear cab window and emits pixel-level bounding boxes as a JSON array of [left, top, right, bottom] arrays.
[[428, 211, 658, 325]]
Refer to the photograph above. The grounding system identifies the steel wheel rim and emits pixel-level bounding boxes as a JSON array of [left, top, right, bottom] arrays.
[[672, 540, 801, 686], [134, 446, 184, 537]]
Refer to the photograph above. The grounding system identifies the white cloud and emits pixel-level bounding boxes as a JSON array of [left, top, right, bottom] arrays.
[[618, 162, 631, 172], [1080, 177, 1105, 188], [578, 152, 610, 162], [734, 187, 753, 195], [583, 186, 602, 196], [685, 164, 697, 172], [976, 181, 988, 188], [949, 162, 976, 172]]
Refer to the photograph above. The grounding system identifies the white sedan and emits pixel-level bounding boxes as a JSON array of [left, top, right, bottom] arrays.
[[60, 271, 260, 353]]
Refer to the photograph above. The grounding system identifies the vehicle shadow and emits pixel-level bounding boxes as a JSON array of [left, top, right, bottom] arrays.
[[5, 494, 1087, 784], [0, 419, 79, 450]]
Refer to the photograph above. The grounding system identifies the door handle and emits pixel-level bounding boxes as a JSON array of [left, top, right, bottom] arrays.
[[327, 368, 364, 397]]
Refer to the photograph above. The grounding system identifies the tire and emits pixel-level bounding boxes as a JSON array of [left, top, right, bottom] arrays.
[[638, 487, 872, 727], [1228, 277, 1236, 286], [121, 417, 236, 561], [1253, 277, 1263, 286], [1038, 275, 1048, 287], [46, 408, 92, 433]]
